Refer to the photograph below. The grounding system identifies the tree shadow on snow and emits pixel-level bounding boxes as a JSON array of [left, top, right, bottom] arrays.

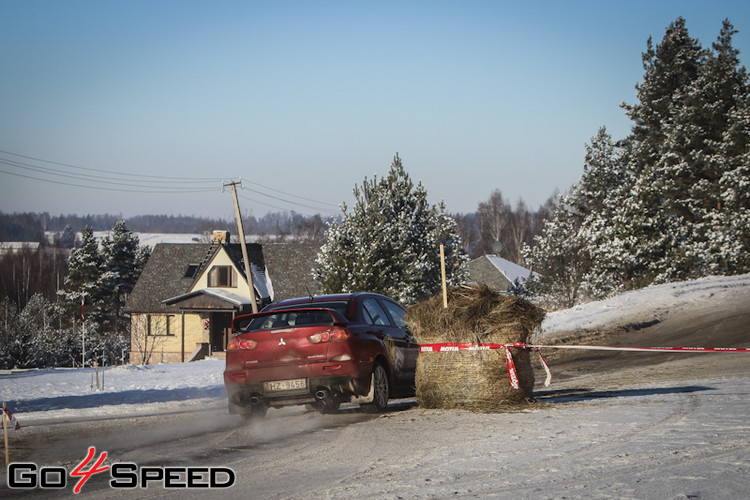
[[534, 385, 714, 404], [6, 385, 226, 413]]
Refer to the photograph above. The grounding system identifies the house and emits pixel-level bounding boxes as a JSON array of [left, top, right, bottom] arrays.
[[124, 232, 272, 364], [0, 242, 41, 255], [467, 254, 537, 293], [124, 234, 323, 364]]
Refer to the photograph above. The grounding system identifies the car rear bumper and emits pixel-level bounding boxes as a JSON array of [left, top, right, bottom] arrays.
[[224, 361, 371, 410]]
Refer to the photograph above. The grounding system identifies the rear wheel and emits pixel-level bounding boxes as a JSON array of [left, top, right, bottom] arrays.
[[361, 363, 389, 413]]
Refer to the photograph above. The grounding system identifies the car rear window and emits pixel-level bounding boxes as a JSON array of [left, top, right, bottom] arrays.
[[243, 310, 336, 333], [265, 301, 351, 318]]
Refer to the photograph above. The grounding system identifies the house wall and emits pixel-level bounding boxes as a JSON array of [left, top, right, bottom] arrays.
[[129, 312, 208, 365]]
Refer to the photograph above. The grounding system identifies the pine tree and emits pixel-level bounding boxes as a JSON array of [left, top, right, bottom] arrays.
[[682, 20, 750, 275], [527, 18, 750, 306], [623, 17, 705, 172], [525, 128, 632, 303], [524, 199, 591, 308], [616, 18, 750, 285], [60, 225, 76, 249], [576, 128, 638, 294], [60, 226, 103, 325], [314, 154, 468, 305], [99, 221, 144, 335], [571, 127, 628, 219]]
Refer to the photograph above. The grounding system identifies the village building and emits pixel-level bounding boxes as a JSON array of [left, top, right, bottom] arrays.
[[123, 231, 321, 364], [467, 254, 537, 293], [0, 242, 41, 255]]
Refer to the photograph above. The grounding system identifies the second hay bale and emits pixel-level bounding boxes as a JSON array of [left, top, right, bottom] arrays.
[[407, 285, 545, 411]]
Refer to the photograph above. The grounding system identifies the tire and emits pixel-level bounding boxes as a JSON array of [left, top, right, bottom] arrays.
[[360, 363, 389, 413]]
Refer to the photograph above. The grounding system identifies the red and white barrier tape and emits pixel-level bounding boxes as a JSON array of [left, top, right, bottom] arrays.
[[419, 342, 750, 389]]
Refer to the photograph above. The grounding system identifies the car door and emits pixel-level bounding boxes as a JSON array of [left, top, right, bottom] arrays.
[[362, 297, 414, 392], [378, 298, 419, 391]]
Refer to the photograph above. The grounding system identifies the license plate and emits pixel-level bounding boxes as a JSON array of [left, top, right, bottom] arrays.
[[263, 378, 307, 393]]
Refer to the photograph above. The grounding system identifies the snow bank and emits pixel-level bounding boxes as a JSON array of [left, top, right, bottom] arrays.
[[0, 358, 225, 422], [541, 274, 750, 336]]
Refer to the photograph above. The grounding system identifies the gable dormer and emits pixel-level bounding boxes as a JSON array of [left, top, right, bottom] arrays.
[[191, 246, 248, 295]]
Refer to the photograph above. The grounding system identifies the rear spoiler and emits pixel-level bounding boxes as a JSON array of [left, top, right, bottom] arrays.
[[232, 307, 349, 334]]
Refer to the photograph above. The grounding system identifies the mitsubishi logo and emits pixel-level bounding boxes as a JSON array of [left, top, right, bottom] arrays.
[[278, 337, 286, 346]]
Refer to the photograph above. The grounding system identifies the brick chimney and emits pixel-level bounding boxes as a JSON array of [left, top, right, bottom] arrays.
[[212, 230, 231, 243]]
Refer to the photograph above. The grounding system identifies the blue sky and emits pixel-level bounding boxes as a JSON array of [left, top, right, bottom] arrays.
[[1, 0, 749, 221]]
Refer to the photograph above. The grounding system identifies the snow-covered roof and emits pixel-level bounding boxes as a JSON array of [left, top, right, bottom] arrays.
[[0, 242, 41, 253], [250, 263, 273, 302], [163, 288, 257, 307], [484, 254, 537, 283]]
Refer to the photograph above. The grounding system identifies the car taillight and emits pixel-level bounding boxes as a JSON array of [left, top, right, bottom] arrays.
[[308, 328, 351, 344], [227, 337, 258, 350]]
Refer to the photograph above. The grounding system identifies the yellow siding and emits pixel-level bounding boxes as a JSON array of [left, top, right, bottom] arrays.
[[129, 312, 210, 365]]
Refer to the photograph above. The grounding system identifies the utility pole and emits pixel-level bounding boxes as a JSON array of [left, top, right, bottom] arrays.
[[81, 294, 86, 367], [224, 180, 258, 313]]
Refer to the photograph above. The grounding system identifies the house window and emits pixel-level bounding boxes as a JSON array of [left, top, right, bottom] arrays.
[[184, 264, 199, 278], [208, 266, 236, 287], [147, 315, 174, 336]]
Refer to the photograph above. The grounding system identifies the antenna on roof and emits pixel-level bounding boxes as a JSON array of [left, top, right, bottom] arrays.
[[306, 287, 314, 301]]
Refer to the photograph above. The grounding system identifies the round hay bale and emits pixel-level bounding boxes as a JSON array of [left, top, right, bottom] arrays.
[[407, 285, 545, 411]]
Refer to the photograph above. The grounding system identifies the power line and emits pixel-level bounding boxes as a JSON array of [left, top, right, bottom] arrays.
[[0, 148, 345, 215], [0, 149, 220, 182], [239, 187, 341, 215], [238, 193, 340, 216], [0, 158, 217, 190], [0, 168, 218, 194], [251, 180, 340, 209]]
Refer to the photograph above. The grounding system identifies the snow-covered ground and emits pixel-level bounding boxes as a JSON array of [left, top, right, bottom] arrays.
[[0, 359, 226, 424], [541, 273, 750, 335], [2, 274, 747, 425]]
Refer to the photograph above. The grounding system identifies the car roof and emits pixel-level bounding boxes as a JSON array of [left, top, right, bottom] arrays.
[[268, 292, 382, 308]]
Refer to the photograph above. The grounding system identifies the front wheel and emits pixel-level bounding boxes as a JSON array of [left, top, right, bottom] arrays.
[[360, 363, 389, 413]]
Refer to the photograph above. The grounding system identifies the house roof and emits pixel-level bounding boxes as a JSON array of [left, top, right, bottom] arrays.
[[260, 242, 322, 302], [471, 254, 537, 283], [124, 242, 267, 314]]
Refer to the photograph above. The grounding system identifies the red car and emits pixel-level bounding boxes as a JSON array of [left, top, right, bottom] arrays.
[[223, 293, 418, 417]]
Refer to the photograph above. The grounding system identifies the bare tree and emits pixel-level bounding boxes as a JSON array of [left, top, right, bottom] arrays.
[[129, 314, 170, 365], [476, 190, 511, 257]]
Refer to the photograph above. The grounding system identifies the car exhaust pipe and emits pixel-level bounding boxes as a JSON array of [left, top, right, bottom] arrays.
[[248, 394, 263, 405], [315, 388, 329, 401]]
